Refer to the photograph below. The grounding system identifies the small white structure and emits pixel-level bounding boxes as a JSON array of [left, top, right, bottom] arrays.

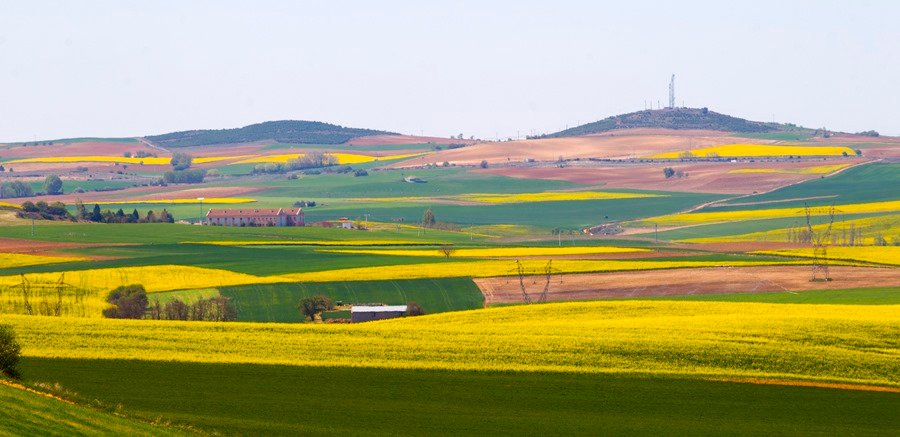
[[351, 305, 408, 323]]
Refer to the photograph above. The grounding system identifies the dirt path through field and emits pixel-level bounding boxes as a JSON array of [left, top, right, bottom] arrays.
[[475, 266, 899, 305]]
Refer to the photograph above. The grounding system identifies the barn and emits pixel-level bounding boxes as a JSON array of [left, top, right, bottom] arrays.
[[206, 208, 304, 227], [350, 305, 408, 323]]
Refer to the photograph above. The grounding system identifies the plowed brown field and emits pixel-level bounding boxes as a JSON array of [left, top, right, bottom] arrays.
[[475, 266, 899, 305]]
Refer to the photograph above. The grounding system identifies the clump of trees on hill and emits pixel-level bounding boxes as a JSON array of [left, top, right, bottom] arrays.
[[251, 152, 339, 174], [170, 152, 193, 170], [0, 181, 33, 198], [43, 175, 63, 195], [164, 168, 206, 184], [146, 120, 395, 148], [19, 201, 71, 221]]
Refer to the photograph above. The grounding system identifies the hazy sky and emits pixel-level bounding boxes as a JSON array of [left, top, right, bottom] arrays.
[[1, 0, 898, 141]]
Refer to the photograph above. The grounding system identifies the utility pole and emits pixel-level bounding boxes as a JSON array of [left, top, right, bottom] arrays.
[[655, 223, 659, 243], [32, 218, 35, 237], [197, 197, 205, 225]]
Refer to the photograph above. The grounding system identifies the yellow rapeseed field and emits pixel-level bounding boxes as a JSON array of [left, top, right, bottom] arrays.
[[234, 152, 425, 165], [647, 144, 855, 159], [96, 198, 255, 205], [729, 164, 850, 175], [324, 246, 649, 258], [0, 252, 85, 269], [638, 200, 900, 226], [0, 265, 284, 317], [0, 201, 21, 209], [460, 191, 663, 204], [753, 246, 900, 266], [6, 301, 899, 387]]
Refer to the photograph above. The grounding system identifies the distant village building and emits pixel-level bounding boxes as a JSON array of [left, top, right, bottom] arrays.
[[206, 208, 304, 227], [351, 305, 408, 323]]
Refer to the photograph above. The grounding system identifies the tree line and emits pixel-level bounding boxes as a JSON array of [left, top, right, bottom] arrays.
[[103, 284, 237, 322]]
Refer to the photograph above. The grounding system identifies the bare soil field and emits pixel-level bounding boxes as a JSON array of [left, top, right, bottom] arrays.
[[0, 141, 158, 159], [478, 159, 865, 194], [388, 130, 774, 167], [475, 265, 900, 305], [348, 134, 476, 146]]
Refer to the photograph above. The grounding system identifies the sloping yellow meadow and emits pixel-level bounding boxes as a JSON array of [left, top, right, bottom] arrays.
[[7, 300, 899, 387]]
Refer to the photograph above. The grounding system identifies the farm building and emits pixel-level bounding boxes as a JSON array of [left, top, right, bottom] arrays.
[[206, 208, 304, 227], [351, 305, 408, 323]]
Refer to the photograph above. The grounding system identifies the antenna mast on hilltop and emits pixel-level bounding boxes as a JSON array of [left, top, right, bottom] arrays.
[[668, 74, 675, 109]]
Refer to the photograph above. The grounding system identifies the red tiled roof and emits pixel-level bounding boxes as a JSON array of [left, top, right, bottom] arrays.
[[206, 208, 302, 218]]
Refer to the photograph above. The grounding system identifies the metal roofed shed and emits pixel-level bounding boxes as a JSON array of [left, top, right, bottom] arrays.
[[351, 305, 408, 323]]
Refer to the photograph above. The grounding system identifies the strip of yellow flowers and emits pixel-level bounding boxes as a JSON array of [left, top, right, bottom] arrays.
[[753, 246, 900, 266], [6, 300, 898, 387], [647, 144, 855, 159], [638, 200, 900, 226], [323, 246, 648, 257]]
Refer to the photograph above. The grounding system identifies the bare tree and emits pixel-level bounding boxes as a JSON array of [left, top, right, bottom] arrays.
[[439, 244, 456, 259]]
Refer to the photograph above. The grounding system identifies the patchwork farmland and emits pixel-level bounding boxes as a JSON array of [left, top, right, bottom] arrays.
[[0, 115, 898, 435]]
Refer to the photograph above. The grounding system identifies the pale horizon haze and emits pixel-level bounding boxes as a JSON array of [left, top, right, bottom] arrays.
[[1, 0, 898, 142]]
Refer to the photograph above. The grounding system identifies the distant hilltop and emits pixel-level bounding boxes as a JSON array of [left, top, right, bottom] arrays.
[[536, 107, 806, 139], [145, 120, 396, 148]]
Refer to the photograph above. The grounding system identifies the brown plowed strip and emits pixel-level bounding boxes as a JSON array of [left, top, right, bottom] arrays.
[[475, 266, 900, 305], [713, 378, 900, 393]]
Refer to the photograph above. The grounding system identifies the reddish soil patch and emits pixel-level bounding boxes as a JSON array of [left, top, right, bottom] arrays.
[[0, 141, 159, 159], [475, 266, 900, 305], [0, 238, 88, 254], [348, 135, 476, 146], [133, 186, 266, 201], [12, 185, 265, 205]]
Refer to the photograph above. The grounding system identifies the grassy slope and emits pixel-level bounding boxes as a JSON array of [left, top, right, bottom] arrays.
[[647, 287, 900, 305], [713, 162, 899, 210], [20, 358, 900, 436], [217, 277, 484, 321], [0, 380, 184, 436]]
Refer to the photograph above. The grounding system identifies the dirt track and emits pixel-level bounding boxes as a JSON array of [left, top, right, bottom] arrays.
[[475, 266, 900, 305]]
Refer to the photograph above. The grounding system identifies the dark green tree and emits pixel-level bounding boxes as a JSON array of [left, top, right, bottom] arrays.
[[297, 295, 334, 322], [90, 204, 103, 222], [0, 324, 21, 379], [43, 175, 63, 195], [103, 284, 149, 319], [170, 152, 193, 171]]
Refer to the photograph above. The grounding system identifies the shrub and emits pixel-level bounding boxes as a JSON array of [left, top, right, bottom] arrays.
[[405, 302, 425, 317], [354, 169, 368, 177], [663, 167, 675, 178], [0, 325, 21, 379], [170, 152, 193, 170], [103, 284, 148, 319], [480, 160, 488, 169], [298, 295, 334, 322]]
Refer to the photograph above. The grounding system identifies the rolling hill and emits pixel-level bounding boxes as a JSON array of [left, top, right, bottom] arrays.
[[145, 120, 396, 148], [537, 107, 810, 138]]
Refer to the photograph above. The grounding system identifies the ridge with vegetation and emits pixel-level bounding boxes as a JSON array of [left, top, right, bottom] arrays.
[[537, 107, 813, 138], [145, 120, 396, 148]]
